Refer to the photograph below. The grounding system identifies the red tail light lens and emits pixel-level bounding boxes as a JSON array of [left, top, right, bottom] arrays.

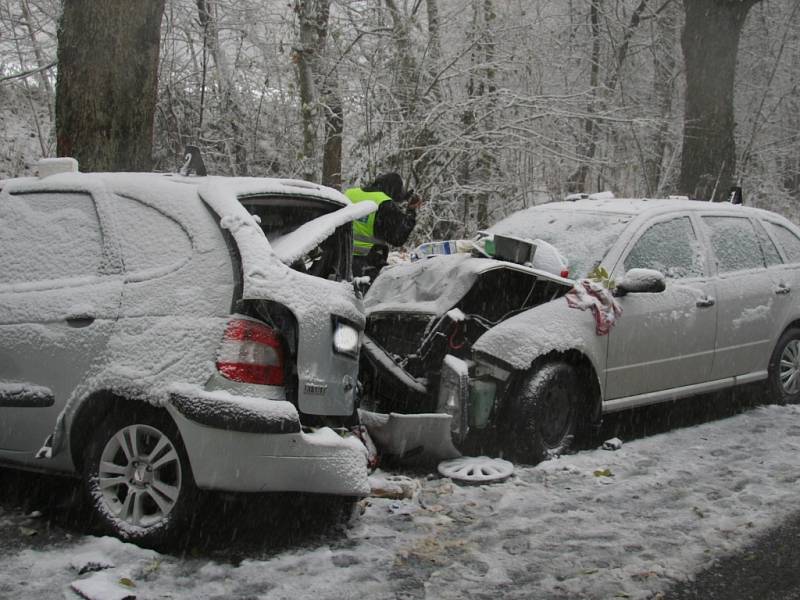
[[216, 318, 285, 386]]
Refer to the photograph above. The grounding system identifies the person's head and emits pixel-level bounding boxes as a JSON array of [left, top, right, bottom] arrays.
[[365, 172, 404, 201]]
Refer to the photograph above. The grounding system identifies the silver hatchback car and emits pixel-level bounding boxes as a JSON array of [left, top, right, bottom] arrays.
[[360, 198, 800, 464], [0, 159, 374, 546]]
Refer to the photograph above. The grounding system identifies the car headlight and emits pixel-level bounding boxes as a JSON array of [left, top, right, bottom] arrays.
[[333, 320, 361, 358]]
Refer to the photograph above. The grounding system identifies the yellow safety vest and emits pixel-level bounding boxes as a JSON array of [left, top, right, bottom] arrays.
[[344, 187, 391, 255]]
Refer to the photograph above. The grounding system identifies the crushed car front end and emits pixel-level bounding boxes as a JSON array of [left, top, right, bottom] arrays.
[[359, 253, 573, 460]]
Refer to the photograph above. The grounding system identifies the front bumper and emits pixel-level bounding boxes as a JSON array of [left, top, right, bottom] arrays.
[[168, 386, 369, 496]]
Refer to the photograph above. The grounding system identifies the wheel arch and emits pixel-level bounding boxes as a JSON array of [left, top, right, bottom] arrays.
[[68, 391, 172, 473], [528, 349, 602, 426]]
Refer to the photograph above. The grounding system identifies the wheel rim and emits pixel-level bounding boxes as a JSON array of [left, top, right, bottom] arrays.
[[779, 339, 800, 395], [97, 424, 182, 528]]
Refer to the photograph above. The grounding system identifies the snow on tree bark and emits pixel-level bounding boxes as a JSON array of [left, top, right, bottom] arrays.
[[55, 0, 166, 172]]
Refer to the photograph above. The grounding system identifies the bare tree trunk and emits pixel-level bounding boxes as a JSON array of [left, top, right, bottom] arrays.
[[646, 0, 679, 195], [567, 0, 601, 193], [293, 0, 332, 182], [679, 0, 762, 200], [425, 0, 444, 103], [475, 0, 496, 229], [19, 0, 54, 124], [321, 86, 343, 188], [56, 0, 165, 171]]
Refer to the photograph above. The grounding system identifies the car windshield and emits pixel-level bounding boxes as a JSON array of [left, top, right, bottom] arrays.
[[488, 207, 633, 278]]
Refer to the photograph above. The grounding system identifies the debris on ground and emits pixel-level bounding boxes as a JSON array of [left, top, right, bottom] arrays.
[[369, 473, 418, 499], [437, 456, 514, 484], [603, 437, 623, 451], [70, 571, 136, 600]]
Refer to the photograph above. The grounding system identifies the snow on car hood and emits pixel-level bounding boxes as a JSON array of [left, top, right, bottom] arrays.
[[365, 253, 568, 317], [270, 200, 377, 265]]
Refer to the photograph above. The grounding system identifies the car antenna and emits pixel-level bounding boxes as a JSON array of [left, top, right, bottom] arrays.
[[180, 145, 207, 176]]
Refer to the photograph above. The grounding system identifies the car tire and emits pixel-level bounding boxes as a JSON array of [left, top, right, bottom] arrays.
[[82, 404, 199, 548], [768, 327, 800, 405], [505, 361, 583, 464]]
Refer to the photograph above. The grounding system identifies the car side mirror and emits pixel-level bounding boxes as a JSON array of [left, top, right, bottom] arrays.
[[614, 268, 666, 296]]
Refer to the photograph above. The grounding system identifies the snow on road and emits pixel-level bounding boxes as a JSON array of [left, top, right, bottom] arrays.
[[2, 403, 800, 600]]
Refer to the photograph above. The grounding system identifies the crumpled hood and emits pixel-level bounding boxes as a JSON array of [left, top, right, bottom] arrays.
[[365, 253, 565, 317]]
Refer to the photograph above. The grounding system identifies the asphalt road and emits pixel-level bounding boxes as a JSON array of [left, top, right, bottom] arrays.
[[668, 511, 800, 599]]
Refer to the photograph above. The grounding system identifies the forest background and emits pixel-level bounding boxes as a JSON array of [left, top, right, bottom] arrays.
[[1, 0, 799, 245]]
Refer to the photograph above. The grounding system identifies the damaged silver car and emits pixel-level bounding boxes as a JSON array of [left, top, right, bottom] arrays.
[[360, 198, 800, 464], [0, 158, 375, 546]]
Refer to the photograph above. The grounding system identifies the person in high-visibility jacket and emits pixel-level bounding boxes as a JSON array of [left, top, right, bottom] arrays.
[[344, 172, 422, 278]]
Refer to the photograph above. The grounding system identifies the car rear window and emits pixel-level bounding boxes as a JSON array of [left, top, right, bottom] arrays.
[[240, 197, 334, 241], [0, 192, 103, 284], [113, 194, 193, 274], [239, 195, 349, 281]]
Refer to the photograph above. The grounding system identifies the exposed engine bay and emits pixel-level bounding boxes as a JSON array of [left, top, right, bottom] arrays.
[[358, 255, 572, 459]]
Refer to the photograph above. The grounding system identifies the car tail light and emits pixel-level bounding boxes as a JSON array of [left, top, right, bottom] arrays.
[[216, 318, 285, 386]]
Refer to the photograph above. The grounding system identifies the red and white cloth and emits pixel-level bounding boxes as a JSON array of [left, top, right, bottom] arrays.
[[566, 279, 623, 336]]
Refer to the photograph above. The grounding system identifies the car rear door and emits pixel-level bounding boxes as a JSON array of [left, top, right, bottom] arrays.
[[605, 214, 717, 400], [0, 189, 123, 460], [697, 214, 777, 380]]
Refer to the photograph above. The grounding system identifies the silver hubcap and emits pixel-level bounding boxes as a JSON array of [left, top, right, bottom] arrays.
[[98, 424, 182, 527], [780, 340, 800, 395]]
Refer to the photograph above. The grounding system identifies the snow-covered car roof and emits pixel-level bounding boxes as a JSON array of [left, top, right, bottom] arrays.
[[1, 171, 350, 206], [1, 170, 376, 290], [540, 197, 790, 222]]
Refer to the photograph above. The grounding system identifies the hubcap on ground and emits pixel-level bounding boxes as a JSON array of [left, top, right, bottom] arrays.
[[97, 424, 182, 527], [780, 340, 800, 395]]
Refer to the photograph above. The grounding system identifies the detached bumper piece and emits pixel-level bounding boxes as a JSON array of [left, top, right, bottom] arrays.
[[168, 385, 370, 496], [359, 409, 461, 463]]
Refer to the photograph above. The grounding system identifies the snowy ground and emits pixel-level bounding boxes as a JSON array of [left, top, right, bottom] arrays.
[[1, 400, 799, 600]]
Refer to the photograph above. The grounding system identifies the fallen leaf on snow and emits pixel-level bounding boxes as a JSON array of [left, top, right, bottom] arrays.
[[593, 468, 614, 478]]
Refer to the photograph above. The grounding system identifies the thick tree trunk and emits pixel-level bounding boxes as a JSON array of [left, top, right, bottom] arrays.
[[56, 0, 165, 172], [679, 0, 760, 200]]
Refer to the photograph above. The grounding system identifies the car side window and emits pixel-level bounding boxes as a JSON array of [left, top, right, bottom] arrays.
[[112, 195, 193, 273], [0, 192, 103, 285], [765, 222, 800, 264], [701, 216, 765, 274], [754, 221, 783, 267], [624, 216, 704, 279]]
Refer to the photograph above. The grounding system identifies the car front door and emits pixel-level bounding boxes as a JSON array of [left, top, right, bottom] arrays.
[[605, 214, 717, 401], [0, 190, 123, 461]]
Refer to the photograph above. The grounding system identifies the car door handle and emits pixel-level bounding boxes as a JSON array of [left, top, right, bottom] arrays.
[[696, 296, 715, 308], [775, 284, 792, 295], [65, 314, 96, 327]]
